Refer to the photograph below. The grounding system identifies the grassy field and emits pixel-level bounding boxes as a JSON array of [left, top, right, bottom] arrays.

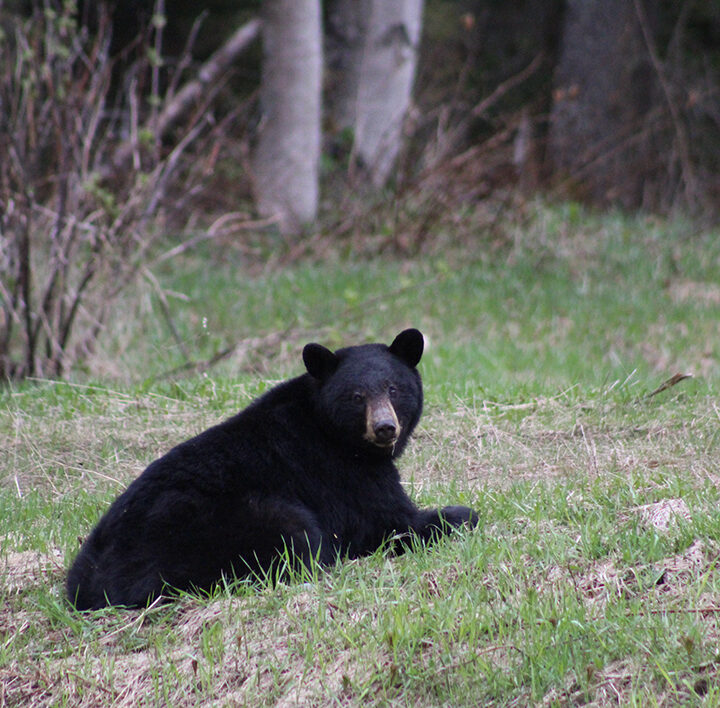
[[2, 202, 720, 705]]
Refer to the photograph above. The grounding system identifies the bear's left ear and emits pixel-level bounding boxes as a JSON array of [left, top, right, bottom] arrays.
[[303, 343, 339, 380], [389, 328, 424, 368]]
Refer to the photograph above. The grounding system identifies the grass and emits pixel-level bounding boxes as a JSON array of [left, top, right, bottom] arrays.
[[2, 201, 720, 705]]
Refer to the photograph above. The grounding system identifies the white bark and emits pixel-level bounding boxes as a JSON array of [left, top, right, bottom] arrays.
[[253, 0, 322, 235], [353, 0, 424, 187]]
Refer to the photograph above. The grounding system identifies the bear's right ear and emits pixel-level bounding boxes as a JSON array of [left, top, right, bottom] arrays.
[[303, 343, 339, 380]]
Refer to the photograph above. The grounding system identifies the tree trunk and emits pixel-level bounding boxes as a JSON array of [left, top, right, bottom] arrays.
[[253, 0, 322, 235], [326, 0, 369, 132], [547, 0, 659, 207], [350, 0, 424, 188]]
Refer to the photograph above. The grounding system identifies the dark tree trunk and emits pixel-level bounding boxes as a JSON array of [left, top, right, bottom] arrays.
[[547, 0, 660, 208]]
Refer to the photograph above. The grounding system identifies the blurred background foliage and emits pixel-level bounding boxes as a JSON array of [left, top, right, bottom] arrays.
[[1, 0, 719, 380]]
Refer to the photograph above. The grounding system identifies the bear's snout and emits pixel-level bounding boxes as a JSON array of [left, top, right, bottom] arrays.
[[365, 397, 401, 447], [373, 420, 397, 445]]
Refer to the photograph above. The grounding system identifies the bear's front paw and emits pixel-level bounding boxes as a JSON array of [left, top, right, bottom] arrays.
[[439, 505, 479, 529]]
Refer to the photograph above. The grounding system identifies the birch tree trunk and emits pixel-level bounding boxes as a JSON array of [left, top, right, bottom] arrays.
[[253, 0, 322, 235], [351, 0, 424, 187]]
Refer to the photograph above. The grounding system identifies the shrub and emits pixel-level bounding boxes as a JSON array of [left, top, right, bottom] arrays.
[[0, 1, 209, 380]]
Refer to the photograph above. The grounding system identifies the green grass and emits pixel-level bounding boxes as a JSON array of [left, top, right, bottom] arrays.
[[2, 202, 720, 705]]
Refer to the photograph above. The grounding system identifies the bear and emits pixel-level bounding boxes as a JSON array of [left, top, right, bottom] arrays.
[[66, 329, 478, 610]]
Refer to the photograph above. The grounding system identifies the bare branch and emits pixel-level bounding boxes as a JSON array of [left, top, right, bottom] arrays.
[[111, 17, 261, 171], [1, 6, 253, 381], [472, 53, 544, 118]]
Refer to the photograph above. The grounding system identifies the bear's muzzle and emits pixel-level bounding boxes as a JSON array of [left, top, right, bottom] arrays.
[[365, 396, 401, 448]]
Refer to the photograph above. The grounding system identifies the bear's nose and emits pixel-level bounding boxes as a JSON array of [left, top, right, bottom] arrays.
[[373, 421, 397, 445]]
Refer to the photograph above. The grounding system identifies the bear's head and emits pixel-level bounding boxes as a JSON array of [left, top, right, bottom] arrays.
[[303, 329, 424, 458]]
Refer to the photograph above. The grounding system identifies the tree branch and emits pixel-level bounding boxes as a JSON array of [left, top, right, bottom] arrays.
[[472, 53, 544, 118], [111, 17, 261, 170]]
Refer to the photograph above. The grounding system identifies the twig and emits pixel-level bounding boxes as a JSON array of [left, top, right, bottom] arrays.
[[436, 642, 526, 673], [414, 54, 544, 173], [141, 112, 211, 221], [645, 372, 693, 400], [152, 214, 277, 266], [165, 11, 209, 103], [161, 16, 261, 135], [150, 0, 165, 162], [629, 606, 720, 616], [102, 595, 166, 640], [472, 53, 544, 118], [580, 424, 600, 477], [111, 17, 261, 171], [142, 267, 192, 365], [150, 327, 302, 381]]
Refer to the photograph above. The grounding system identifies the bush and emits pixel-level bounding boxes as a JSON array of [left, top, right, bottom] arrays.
[[0, 1, 210, 380]]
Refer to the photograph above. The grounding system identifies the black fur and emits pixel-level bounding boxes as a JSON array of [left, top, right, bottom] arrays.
[[66, 329, 478, 610]]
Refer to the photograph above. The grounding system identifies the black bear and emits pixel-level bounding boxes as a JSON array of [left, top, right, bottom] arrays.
[[67, 329, 478, 610]]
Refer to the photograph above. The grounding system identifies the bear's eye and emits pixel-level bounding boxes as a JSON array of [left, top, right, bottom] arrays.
[[352, 392, 365, 404], [388, 385, 398, 397]]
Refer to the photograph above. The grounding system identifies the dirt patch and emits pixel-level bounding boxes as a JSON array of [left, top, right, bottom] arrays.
[[631, 498, 692, 532], [669, 280, 720, 307], [0, 548, 63, 595]]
